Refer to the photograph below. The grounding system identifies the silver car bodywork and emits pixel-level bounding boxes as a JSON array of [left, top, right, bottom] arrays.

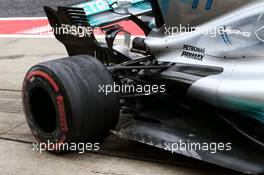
[[146, 1, 264, 129], [157, 0, 254, 27]]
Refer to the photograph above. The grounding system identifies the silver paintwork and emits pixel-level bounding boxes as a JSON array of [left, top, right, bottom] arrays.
[[145, 1, 264, 122], [158, 0, 254, 27]]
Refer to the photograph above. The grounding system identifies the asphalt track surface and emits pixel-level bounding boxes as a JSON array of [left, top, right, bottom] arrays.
[[0, 0, 84, 17]]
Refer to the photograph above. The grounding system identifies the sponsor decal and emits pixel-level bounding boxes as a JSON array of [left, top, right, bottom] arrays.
[[181, 44, 205, 61], [192, 0, 213, 10], [255, 12, 264, 42], [73, 0, 111, 15], [73, 0, 144, 16]]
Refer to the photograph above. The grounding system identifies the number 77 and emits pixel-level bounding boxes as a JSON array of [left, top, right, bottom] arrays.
[[192, 0, 213, 10]]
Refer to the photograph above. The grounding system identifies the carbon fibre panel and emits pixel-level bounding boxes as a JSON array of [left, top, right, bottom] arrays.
[[116, 112, 264, 174]]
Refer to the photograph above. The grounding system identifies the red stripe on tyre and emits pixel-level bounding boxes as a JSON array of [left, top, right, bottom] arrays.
[[26, 70, 68, 144], [27, 71, 59, 92], [57, 95, 68, 133]]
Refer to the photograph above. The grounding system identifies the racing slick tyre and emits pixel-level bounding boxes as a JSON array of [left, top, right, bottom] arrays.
[[22, 55, 119, 152]]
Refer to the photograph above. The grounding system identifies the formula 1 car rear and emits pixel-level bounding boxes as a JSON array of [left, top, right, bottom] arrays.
[[22, 0, 264, 174]]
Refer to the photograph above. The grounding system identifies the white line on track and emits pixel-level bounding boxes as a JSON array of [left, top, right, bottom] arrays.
[[0, 34, 54, 38], [0, 17, 144, 38], [0, 34, 143, 39], [0, 17, 47, 20]]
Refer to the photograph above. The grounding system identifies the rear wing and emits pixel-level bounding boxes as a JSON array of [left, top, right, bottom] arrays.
[[43, 0, 153, 62], [70, 0, 152, 27]]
